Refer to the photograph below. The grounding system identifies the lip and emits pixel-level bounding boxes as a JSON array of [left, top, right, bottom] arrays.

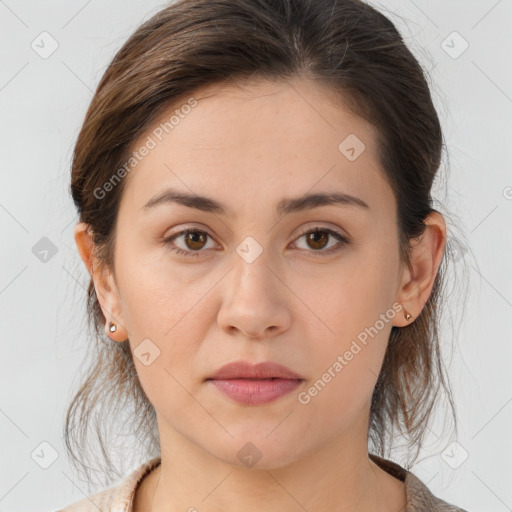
[[207, 360, 303, 380], [206, 361, 304, 406]]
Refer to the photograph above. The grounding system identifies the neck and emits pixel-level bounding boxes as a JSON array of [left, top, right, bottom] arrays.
[[140, 427, 406, 512]]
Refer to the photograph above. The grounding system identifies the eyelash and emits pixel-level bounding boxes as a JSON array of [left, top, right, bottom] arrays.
[[163, 227, 350, 258]]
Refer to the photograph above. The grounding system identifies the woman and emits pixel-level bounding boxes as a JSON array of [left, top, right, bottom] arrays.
[[59, 0, 470, 510]]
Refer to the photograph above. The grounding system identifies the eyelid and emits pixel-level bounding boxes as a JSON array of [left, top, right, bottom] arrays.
[[292, 222, 350, 240], [162, 226, 220, 256], [162, 223, 218, 244], [289, 225, 350, 254], [163, 223, 351, 257]]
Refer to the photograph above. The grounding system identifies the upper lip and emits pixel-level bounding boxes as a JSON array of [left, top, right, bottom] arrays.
[[207, 361, 303, 380]]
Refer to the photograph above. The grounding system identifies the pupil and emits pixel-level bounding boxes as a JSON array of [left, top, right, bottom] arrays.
[[308, 231, 328, 249], [186, 232, 205, 249], [183, 231, 330, 252]]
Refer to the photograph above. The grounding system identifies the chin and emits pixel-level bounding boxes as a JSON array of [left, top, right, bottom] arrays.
[[207, 434, 306, 471]]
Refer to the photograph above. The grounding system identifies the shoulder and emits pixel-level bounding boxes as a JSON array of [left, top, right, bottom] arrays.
[[405, 470, 469, 512], [369, 453, 470, 512], [55, 456, 162, 512], [54, 486, 118, 512]]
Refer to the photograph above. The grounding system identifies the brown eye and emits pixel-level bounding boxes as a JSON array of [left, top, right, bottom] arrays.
[[164, 226, 349, 259], [183, 231, 208, 250], [305, 231, 330, 250], [293, 227, 350, 256], [163, 229, 215, 257]]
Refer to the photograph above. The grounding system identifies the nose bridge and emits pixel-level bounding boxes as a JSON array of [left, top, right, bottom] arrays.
[[233, 236, 275, 296], [231, 235, 280, 304], [217, 235, 291, 337]]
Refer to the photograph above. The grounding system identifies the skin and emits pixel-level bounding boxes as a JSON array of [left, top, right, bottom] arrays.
[[74, 77, 446, 512]]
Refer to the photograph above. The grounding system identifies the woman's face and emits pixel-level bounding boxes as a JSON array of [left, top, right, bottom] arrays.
[[94, 78, 410, 468]]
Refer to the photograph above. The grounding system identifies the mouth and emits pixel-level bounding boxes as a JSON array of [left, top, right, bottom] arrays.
[[206, 377, 303, 406], [206, 376, 300, 381], [207, 360, 304, 381], [205, 360, 304, 406]]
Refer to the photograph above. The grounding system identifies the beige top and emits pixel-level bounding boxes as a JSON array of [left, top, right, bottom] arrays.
[[56, 453, 468, 511]]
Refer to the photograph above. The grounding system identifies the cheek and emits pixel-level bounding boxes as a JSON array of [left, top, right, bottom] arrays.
[[116, 261, 209, 407], [127, 311, 206, 424], [117, 248, 217, 338], [295, 259, 393, 420], [298, 333, 386, 433], [300, 257, 392, 338]]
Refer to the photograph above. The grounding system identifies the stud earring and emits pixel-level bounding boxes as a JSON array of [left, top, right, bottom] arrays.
[[404, 309, 412, 321], [108, 321, 117, 333]]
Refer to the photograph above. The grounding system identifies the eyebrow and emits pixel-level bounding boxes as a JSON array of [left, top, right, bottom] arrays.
[[143, 188, 370, 216]]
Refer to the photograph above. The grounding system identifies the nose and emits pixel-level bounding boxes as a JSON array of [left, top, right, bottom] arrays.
[[217, 251, 292, 340]]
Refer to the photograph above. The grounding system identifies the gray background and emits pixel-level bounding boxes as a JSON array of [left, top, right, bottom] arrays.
[[1, 1, 511, 511]]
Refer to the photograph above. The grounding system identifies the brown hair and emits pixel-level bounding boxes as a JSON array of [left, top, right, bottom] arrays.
[[66, 0, 472, 487]]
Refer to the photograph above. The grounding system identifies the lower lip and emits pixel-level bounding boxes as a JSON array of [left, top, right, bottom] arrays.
[[208, 378, 303, 405]]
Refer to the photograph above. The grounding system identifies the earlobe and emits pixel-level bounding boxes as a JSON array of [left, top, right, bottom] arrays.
[[105, 319, 128, 342]]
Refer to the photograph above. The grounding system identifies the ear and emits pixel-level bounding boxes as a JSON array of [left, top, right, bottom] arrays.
[[73, 222, 128, 341], [393, 211, 446, 327]]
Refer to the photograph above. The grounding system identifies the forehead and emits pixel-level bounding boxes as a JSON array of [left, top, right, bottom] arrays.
[[119, 78, 391, 217]]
